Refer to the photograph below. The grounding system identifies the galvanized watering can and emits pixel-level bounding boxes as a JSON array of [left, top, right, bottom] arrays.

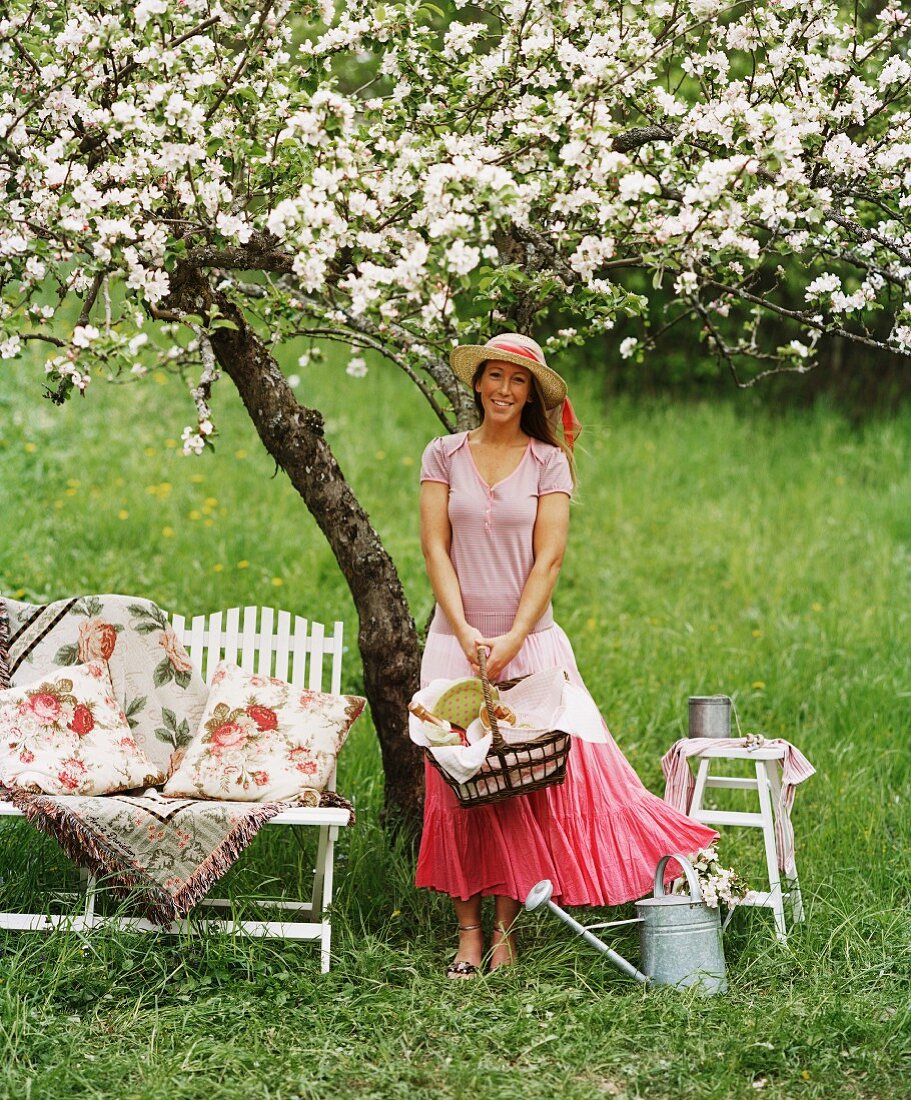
[[525, 853, 728, 994]]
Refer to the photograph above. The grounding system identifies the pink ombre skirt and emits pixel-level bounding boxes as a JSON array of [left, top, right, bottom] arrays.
[[415, 624, 718, 906]]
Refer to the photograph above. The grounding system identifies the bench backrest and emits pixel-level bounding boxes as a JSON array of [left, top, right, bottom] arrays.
[[169, 606, 344, 694]]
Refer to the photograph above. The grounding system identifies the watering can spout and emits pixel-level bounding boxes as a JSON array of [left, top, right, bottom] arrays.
[[523, 881, 649, 984], [525, 880, 554, 912]]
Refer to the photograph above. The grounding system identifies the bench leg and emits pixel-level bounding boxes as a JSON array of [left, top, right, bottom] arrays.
[[310, 825, 329, 920], [319, 826, 338, 974]]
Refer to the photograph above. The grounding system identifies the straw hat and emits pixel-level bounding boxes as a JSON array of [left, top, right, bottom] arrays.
[[450, 333, 567, 410]]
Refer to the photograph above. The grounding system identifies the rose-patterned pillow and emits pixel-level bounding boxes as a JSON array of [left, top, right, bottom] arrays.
[[0, 661, 165, 795], [163, 662, 366, 803]]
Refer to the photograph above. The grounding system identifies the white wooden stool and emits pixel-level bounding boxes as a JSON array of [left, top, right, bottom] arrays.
[[687, 744, 805, 942]]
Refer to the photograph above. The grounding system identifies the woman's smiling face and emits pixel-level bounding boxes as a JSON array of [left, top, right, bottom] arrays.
[[475, 359, 532, 424]]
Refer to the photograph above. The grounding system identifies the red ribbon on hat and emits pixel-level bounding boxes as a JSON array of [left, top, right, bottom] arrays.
[[562, 395, 582, 452]]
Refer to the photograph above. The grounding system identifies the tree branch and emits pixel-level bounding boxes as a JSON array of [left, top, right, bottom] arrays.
[[21, 332, 66, 348], [185, 238, 294, 273], [701, 276, 909, 356], [77, 272, 106, 327]]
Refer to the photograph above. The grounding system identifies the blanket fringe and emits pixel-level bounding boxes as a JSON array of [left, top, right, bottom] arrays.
[[319, 790, 356, 823], [11, 790, 283, 926]]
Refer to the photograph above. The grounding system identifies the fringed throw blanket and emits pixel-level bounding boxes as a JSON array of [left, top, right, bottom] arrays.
[[8, 787, 285, 924], [1, 594, 351, 924]]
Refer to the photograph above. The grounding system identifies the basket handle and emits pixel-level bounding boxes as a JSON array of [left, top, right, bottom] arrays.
[[476, 644, 506, 751]]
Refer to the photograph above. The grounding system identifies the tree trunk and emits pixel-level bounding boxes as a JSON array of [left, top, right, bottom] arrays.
[[167, 267, 425, 832]]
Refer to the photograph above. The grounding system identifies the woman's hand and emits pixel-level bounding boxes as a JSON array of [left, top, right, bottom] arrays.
[[476, 630, 525, 682], [456, 625, 487, 673]]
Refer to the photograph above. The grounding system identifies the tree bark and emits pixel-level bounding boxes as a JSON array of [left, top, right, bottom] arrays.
[[167, 265, 425, 831]]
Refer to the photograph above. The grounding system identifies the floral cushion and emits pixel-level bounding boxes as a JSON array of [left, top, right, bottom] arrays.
[[0, 661, 165, 795], [163, 662, 366, 802]]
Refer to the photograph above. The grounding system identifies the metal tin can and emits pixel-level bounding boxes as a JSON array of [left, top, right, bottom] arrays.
[[688, 695, 731, 738]]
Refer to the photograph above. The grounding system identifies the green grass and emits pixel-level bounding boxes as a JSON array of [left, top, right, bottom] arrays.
[[0, 347, 909, 1099]]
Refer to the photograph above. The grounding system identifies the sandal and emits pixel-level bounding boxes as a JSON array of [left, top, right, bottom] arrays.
[[446, 960, 480, 979], [447, 923, 482, 979]]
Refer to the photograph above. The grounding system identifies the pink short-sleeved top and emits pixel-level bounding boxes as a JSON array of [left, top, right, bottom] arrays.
[[421, 431, 573, 638]]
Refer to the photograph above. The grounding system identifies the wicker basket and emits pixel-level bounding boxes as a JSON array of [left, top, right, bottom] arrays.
[[425, 647, 572, 808]]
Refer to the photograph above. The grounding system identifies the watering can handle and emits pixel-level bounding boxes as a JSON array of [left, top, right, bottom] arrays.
[[653, 853, 702, 903]]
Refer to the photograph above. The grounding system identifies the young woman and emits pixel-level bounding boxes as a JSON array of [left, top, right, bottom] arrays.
[[417, 333, 717, 978]]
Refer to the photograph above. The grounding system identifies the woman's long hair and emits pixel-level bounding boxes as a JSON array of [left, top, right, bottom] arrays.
[[471, 362, 577, 487]]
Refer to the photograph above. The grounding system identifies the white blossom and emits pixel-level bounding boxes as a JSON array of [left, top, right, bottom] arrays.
[[444, 240, 481, 276], [72, 325, 100, 348], [805, 273, 841, 300], [181, 426, 205, 456], [0, 335, 22, 359]]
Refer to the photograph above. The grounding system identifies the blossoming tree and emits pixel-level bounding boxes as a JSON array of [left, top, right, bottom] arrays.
[[2, 0, 909, 823]]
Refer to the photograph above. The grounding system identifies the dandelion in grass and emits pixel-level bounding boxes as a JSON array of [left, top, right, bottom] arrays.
[[752, 629, 762, 637], [812, 602, 823, 612], [24, 442, 36, 453], [118, 510, 129, 521], [237, 561, 249, 570], [190, 473, 205, 484], [162, 527, 174, 538], [144, 447, 156, 457], [165, 439, 177, 449], [235, 449, 248, 460], [213, 564, 224, 573], [54, 500, 64, 510], [375, 450, 386, 460], [752, 681, 766, 690], [271, 577, 284, 587], [189, 510, 201, 521]]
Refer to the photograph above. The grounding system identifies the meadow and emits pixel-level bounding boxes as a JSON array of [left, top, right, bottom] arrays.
[[0, 345, 909, 1100]]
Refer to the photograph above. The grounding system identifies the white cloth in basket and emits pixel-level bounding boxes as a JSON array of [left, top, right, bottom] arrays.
[[409, 668, 605, 785]]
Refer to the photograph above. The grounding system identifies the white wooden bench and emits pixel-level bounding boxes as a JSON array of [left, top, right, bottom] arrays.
[[0, 607, 351, 972]]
